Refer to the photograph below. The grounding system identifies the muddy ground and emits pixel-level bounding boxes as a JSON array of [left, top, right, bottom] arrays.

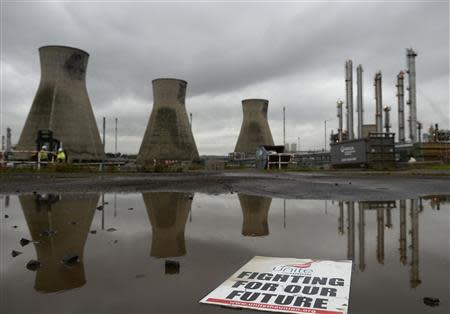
[[0, 170, 449, 200]]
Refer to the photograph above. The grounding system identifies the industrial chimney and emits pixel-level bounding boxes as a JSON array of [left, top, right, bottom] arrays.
[[336, 100, 344, 142], [384, 106, 391, 134], [19, 193, 99, 292], [345, 60, 354, 140], [6, 127, 12, 153], [143, 192, 191, 258], [16, 46, 104, 161], [406, 48, 418, 143], [137, 79, 199, 164], [238, 194, 272, 237], [396, 71, 406, 143], [374, 72, 383, 133], [234, 99, 274, 155], [356, 65, 364, 139]]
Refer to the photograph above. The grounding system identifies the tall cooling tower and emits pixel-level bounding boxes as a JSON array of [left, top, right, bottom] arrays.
[[238, 194, 272, 237], [143, 192, 192, 258], [16, 46, 104, 161], [19, 193, 99, 293], [137, 79, 199, 164], [234, 99, 274, 155]]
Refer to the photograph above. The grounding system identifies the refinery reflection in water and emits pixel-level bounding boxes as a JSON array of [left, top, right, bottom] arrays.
[[338, 199, 422, 288], [19, 193, 99, 293], [3, 192, 447, 314]]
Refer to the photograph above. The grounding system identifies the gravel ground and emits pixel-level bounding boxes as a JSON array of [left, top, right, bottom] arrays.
[[0, 170, 449, 200]]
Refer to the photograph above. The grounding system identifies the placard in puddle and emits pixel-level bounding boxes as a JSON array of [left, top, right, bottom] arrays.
[[200, 256, 352, 314]]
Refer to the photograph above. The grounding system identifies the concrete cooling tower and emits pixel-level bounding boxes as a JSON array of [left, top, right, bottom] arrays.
[[137, 79, 199, 164], [143, 192, 192, 258], [19, 193, 99, 293], [238, 194, 272, 236], [16, 45, 104, 161], [234, 99, 274, 155]]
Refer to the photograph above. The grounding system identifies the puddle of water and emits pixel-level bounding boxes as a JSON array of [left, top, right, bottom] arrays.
[[0, 193, 449, 314]]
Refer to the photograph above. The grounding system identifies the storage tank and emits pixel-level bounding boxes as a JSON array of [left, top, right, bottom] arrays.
[[234, 99, 274, 155], [15, 45, 104, 161], [137, 79, 199, 164], [19, 193, 99, 293]]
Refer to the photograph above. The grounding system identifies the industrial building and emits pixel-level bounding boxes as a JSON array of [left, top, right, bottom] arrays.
[[234, 99, 274, 156], [19, 193, 99, 292], [255, 145, 294, 169], [15, 46, 104, 162], [137, 79, 199, 165], [330, 48, 440, 168]]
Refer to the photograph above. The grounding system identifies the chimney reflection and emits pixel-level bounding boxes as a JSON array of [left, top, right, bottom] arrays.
[[238, 194, 272, 237], [19, 193, 99, 293], [376, 208, 385, 264], [385, 207, 393, 228], [358, 202, 365, 271], [410, 199, 421, 288], [346, 201, 355, 261], [399, 200, 407, 265], [345, 199, 422, 288], [338, 201, 344, 235], [143, 192, 192, 259]]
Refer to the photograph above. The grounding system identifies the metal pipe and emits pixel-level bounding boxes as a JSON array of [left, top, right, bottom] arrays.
[[337, 100, 343, 142], [407, 48, 418, 143], [374, 72, 383, 133], [114, 117, 118, 155], [418, 122, 422, 143], [384, 106, 391, 134], [397, 71, 406, 143], [100, 117, 105, 172], [356, 65, 364, 138], [6, 127, 11, 153], [345, 60, 354, 140]]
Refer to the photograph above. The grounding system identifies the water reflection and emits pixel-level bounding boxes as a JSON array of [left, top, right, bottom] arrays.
[[19, 193, 99, 293], [3, 193, 447, 314], [238, 194, 272, 237], [143, 192, 192, 259], [340, 200, 422, 288], [423, 194, 450, 210]]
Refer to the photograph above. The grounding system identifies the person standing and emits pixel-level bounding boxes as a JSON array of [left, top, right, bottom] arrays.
[[56, 148, 66, 163], [39, 145, 49, 162]]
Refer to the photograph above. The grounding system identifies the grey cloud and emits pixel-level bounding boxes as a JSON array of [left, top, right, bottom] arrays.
[[2, 2, 448, 154]]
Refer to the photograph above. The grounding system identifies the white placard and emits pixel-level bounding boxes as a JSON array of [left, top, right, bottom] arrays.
[[200, 256, 352, 314]]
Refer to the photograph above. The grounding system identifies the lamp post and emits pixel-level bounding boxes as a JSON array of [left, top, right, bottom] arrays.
[[324, 119, 332, 151], [283, 106, 286, 146]]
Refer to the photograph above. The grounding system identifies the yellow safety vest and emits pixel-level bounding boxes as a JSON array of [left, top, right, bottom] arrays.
[[57, 151, 66, 161], [39, 150, 48, 161]]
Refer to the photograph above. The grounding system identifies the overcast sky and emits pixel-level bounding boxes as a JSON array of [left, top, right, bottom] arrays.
[[1, 1, 449, 155]]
